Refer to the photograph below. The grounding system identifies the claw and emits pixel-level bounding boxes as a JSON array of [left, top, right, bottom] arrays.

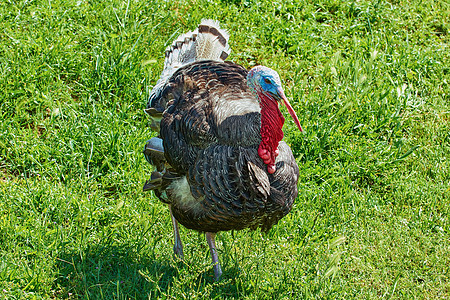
[[143, 171, 163, 191], [143, 137, 166, 171], [144, 107, 164, 118]]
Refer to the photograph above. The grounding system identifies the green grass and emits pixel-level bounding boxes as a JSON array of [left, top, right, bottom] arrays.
[[0, 0, 448, 298]]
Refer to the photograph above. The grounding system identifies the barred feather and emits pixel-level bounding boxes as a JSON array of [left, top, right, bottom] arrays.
[[146, 20, 231, 112]]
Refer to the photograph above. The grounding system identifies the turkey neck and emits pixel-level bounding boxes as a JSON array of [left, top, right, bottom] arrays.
[[258, 93, 285, 173]]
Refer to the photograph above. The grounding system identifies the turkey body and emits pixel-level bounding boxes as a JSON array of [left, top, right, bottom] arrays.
[[151, 60, 299, 233], [143, 20, 301, 280]]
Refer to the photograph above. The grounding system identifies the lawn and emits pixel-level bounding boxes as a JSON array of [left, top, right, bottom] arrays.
[[0, 0, 449, 298]]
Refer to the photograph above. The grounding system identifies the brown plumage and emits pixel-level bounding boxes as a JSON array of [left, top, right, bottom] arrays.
[[143, 20, 301, 280]]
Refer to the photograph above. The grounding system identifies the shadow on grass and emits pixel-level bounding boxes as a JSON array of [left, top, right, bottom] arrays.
[[53, 242, 178, 299], [53, 242, 244, 299]]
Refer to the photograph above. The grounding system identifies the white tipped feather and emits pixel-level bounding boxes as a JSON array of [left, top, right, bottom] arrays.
[[163, 19, 230, 73], [196, 19, 230, 61], [147, 20, 231, 110], [200, 19, 230, 41]]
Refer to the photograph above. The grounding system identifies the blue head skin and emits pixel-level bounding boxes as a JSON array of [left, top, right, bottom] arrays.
[[247, 66, 303, 132], [247, 66, 282, 101]]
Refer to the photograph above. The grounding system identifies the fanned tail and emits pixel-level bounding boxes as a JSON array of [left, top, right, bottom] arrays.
[[164, 19, 230, 72], [195, 19, 230, 61], [146, 19, 231, 112]]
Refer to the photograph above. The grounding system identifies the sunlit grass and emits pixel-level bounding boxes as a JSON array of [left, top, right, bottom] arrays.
[[0, 0, 448, 298]]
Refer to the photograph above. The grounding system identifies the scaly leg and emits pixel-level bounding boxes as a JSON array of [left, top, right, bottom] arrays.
[[169, 205, 184, 260], [205, 232, 222, 281]]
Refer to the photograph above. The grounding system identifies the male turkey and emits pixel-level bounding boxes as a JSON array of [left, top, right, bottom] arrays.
[[143, 20, 303, 281]]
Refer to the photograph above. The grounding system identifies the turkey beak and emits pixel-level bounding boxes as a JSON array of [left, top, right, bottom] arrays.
[[276, 87, 303, 132]]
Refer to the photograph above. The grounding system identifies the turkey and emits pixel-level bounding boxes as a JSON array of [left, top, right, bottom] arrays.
[[143, 20, 303, 281]]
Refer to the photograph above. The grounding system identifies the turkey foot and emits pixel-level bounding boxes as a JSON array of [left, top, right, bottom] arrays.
[[205, 232, 222, 281], [169, 205, 184, 260]]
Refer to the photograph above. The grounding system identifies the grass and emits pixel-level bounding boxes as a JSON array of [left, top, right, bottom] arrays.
[[0, 0, 448, 298]]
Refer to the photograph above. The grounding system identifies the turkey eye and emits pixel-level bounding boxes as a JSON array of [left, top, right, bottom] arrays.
[[264, 78, 271, 84]]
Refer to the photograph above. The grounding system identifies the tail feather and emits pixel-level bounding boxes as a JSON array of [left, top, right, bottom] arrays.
[[196, 19, 230, 61], [162, 19, 230, 76], [147, 20, 231, 111], [163, 30, 198, 71]]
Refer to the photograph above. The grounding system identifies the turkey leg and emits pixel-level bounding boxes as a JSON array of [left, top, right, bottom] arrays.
[[205, 232, 222, 281], [169, 205, 184, 260]]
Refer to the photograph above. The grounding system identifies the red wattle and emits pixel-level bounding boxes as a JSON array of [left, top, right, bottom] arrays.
[[267, 164, 276, 174], [258, 147, 270, 160], [257, 93, 285, 174]]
